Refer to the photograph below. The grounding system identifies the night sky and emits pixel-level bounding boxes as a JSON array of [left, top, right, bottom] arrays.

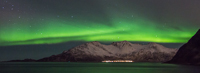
[[0, 0, 200, 61]]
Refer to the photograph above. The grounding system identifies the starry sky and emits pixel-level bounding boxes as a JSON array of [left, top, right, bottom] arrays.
[[0, 0, 200, 61]]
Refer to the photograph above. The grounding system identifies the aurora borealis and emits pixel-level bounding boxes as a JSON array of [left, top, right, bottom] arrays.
[[0, 18, 197, 46], [1, 0, 200, 61], [0, 0, 200, 46]]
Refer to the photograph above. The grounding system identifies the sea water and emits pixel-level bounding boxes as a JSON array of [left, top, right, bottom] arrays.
[[0, 62, 199, 73]]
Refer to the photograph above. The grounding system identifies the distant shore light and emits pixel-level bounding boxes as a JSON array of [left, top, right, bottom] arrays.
[[102, 60, 133, 62]]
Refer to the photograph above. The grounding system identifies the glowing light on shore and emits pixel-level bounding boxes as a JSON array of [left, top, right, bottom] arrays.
[[102, 60, 133, 62]]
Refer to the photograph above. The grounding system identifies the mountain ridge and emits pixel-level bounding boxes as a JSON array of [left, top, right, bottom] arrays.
[[36, 41, 177, 62]]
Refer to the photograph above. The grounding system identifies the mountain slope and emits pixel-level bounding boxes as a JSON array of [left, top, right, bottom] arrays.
[[167, 29, 200, 65], [37, 41, 177, 62]]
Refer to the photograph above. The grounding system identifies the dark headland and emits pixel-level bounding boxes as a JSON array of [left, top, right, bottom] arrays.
[[167, 29, 200, 65]]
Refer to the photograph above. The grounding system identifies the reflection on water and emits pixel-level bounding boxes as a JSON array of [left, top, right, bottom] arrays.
[[0, 62, 199, 73]]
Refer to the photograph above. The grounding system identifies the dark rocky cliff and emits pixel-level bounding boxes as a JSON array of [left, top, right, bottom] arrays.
[[167, 29, 200, 65]]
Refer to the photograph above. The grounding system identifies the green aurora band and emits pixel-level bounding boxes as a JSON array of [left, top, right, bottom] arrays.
[[1, 0, 200, 46], [0, 16, 197, 46]]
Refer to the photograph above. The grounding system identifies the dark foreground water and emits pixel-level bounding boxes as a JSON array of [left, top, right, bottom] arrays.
[[0, 62, 200, 73]]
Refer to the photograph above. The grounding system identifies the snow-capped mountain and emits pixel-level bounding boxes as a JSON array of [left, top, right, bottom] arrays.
[[38, 41, 177, 62]]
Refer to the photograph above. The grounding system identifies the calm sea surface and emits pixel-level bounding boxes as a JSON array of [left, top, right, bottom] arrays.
[[0, 62, 199, 73]]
